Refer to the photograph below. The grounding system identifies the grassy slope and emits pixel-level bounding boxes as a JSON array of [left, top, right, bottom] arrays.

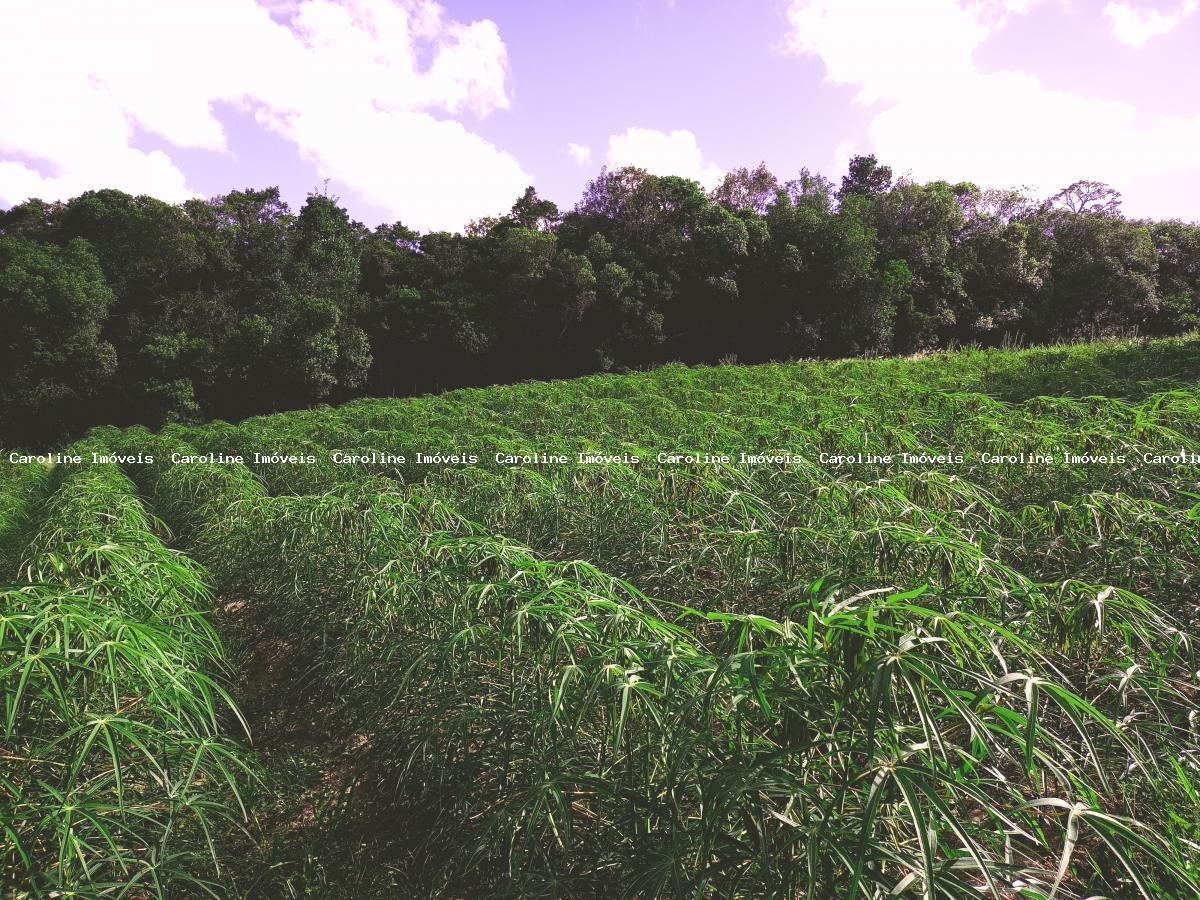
[[157, 334, 1200, 897], [5, 334, 1200, 897], [189, 333, 1200, 442]]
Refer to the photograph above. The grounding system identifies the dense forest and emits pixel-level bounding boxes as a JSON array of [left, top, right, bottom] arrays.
[[2, 156, 1198, 447]]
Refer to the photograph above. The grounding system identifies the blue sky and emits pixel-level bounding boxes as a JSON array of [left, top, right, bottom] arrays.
[[2, 0, 1199, 230]]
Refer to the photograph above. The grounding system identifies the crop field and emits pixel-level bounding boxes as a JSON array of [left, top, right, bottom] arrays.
[[3, 335, 1200, 898]]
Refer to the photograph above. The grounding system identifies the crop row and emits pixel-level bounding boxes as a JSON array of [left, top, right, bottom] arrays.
[[102, 429, 1200, 897], [174, 383, 1200, 514], [117, 374, 1200, 896], [0, 461, 48, 578], [0, 451, 252, 896], [225, 439, 1200, 896], [177, 335, 1200, 470], [179, 396, 1200, 629]]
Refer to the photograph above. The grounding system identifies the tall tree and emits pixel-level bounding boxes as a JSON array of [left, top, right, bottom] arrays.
[[2, 154, 1200, 449], [1050, 180, 1122, 216], [1041, 210, 1158, 336], [507, 187, 560, 231], [0, 237, 116, 444], [289, 193, 372, 403], [837, 154, 894, 201], [1148, 221, 1200, 333], [711, 163, 780, 215]]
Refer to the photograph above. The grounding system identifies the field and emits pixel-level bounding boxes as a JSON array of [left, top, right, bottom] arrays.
[[3, 335, 1200, 898]]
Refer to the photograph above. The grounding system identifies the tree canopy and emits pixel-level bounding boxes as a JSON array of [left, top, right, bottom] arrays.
[[1, 159, 1198, 446]]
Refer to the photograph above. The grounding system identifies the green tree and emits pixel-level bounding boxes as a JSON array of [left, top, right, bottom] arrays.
[[1040, 210, 1158, 337], [0, 237, 116, 444], [3, 158, 1200, 449], [289, 193, 373, 402], [955, 189, 1049, 343], [711, 163, 779, 215], [55, 190, 208, 422], [750, 188, 879, 358], [837, 154, 893, 201], [1148, 221, 1200, 333], [867, 179, 973, 348], [507, 186, 560, 232]]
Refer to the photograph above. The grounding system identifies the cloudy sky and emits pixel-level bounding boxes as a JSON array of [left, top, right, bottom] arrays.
[[1, 0, 1198, 231]]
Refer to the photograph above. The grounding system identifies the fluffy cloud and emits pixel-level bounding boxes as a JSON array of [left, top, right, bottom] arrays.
[[784, 0, 1200, 216], [567, 142, 592, 166], [0, 0, 530, 231], [1105, 0, 1198, 47], [605, 127, 723, 188]]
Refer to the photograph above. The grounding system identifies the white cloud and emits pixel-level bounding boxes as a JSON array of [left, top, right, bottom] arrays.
[[784, 0, 1200, 216], [0, 0, 530, 231], [1105, 0, 1197, 47], [605, 127, 723, 188], [786, 0, 995, 105], [567, 142, 592, 166]]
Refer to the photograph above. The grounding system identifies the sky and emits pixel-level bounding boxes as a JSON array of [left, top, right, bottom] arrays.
[[1, 0, 1198, 232]]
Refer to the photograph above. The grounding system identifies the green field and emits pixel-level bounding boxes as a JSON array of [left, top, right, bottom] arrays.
[[3, 335, 1200, 897]]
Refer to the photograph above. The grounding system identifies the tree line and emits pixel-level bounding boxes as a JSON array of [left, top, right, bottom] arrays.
[[2, 156, 1198, 447]]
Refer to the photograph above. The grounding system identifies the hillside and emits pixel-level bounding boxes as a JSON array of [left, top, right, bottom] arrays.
[[3, 335, 1200, 897], [5, 170, 1200, 449]]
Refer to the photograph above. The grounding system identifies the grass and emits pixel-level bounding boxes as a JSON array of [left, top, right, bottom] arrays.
[[111, 457, 1200, 896], [0, 461, 49, 578], [0, 451, 254, 896], [2, 333, 1199, 896]]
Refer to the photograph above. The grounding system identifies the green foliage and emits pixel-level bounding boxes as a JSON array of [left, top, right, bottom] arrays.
[[8, 334, 1178, 896], [0, 461, 49, 577], [0, 459, 253, 896], [0, 237, 116, 443], [4, 160, 1200, 447]]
